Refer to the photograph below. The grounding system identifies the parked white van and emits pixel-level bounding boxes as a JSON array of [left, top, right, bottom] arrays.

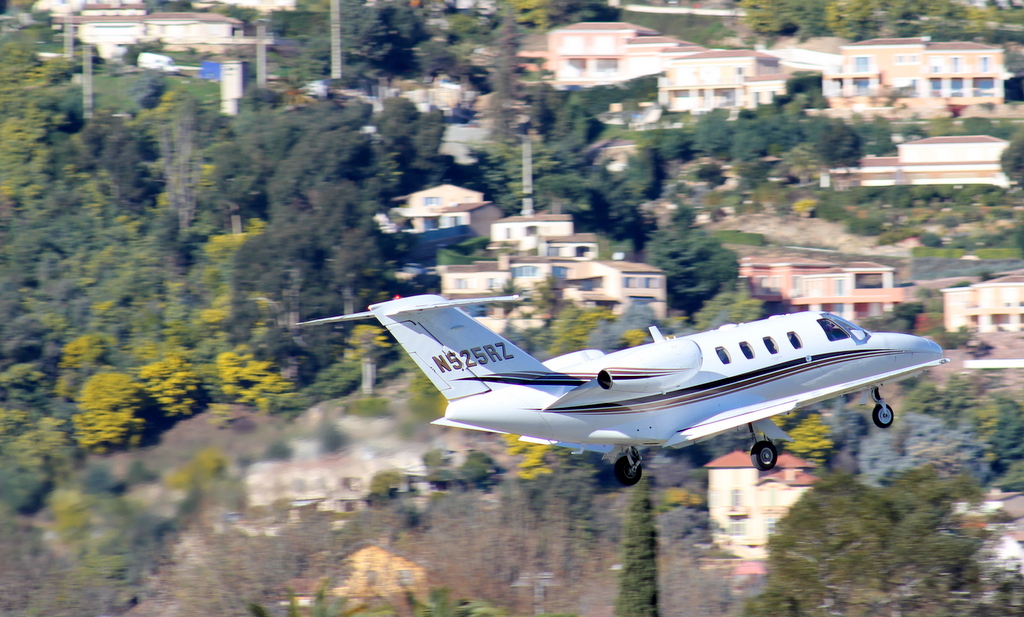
[[137, 52, 180, 73]]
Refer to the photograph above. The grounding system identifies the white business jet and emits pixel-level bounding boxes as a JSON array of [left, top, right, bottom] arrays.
[[300, 295, 947, 486]]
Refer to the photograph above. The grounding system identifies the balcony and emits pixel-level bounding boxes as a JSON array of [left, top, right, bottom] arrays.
[[727, 505, 749, 517]]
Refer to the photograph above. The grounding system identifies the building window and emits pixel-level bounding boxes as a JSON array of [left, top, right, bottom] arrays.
[[763, 336, 778, 354], [547, 246, 560, 257], [853, 56, 870, 73], [929, 58, 943, 74], [951, 56, 962, 73], [646, 277, 659, 288], [730, 520, 746, 537], [981, 56, 991, 72], [366, 570, 378, 586], [526, 226, 538, 236], [766, 517, 778, 535], [716, 347, 731, 364], [595, 58, 619, 77], [731, 489, 742, 507], [835, 279, 845, 296], [975, 77, 994, 97], [951, 77, 964, 97], [929, 77, 942, 97], [853, 78, 870, 95], [511, 266, 539, 278], [739, 341, 755, 359], [576, 246, 588, 257], [424, 196, 440, 207], [398, 570, 414, 586], [552, 266, 568, 279], [787, 331, 802, 349], [623, 276, 635, 288], [455, 279, 468, 289]]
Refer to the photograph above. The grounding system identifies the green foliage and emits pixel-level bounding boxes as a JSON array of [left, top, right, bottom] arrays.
[[912, 247, 967, 258], [785, 414, 834, 465], [746, 469, 1017, 617], [368, 469, 402, 504], [647, 208, 739, 315], [347, 397, 390, 418], [616, 478, 658, 617], [712, 230, 765, 246], [691, 287, 763, 332], [975, 248, 1022, 260], [73, 372, 146, 453], [548, 306, 614, 356], [461, 451, 497, 488]]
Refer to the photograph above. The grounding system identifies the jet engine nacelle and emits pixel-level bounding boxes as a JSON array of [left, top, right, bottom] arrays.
[[594, 337, 703, 394]]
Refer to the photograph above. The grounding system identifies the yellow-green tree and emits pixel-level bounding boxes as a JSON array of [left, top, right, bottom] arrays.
[[215, 348, 292, 412], [504, 434, 553, 480], [347, 324, 391, 361], [165, 447, 228, 492], [73, 372, 146, 452], [549, 306, 614, 355], [139, 353, 204, 417], [787, 413, 835, 465], [692, 287, 763, 331]]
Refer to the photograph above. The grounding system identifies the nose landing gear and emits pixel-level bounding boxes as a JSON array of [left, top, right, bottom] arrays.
[[870, 387, 894, 428], [613, 446, 643, 486]]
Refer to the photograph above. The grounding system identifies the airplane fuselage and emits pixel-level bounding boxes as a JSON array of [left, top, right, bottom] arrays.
[[445, 312, 942, 447]]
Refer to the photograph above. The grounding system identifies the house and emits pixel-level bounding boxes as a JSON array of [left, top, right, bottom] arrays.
[[706, 450, 819, 559], [941, 274, 1024, 332], [521, 22, 706, 88], [80, 1, 146, 16], [197, 0, 297, 11], [438, 255, 667, 318], [393, 184, 501, 237], [739, 256, 907, 321], [658, 50, 789, 112], [488, 213, 577, 254], [831, 135, 1010, 188], [245, 451, 429, 513], [70, 12, 250, 59], [822, 37, 1010, 110], [331, 546, 428, 603]]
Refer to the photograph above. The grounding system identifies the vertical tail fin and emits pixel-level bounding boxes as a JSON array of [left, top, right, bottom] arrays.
[[300, 295, 554, 401]]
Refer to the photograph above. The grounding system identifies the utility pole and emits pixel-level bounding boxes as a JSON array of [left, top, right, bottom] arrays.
[[256, 19, 268, 89], [330, 0, 342, 81], [64, 8, 73, 60], [83, 45, 93, 120], [521, 134, 534, 217]]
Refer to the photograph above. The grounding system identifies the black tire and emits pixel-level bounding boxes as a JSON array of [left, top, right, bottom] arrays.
[[750, 441, 778, 471], [614, 456, 643, 486], [872, 403, 894, 428]]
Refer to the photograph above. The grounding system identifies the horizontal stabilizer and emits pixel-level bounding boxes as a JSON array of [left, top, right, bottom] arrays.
[[298, 295, 521, 327]]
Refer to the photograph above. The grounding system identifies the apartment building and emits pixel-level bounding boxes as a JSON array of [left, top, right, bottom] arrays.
[[739, 256, 906, 321], [832, 135, 1010, 188], [438, 255, 667, 318], [707, 450, 818, 559], [522, 22, 706, 88], [488, 214, 576, 254], [823, 37, 1009, 109], [941, 273, 1024, 332], [658, 50, 788, 112]]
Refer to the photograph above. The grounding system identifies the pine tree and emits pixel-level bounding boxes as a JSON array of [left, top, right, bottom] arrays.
[[616, 478, 659, 617]]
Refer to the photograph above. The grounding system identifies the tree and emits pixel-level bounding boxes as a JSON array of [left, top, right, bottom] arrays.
[[857, 413, 989, 485], [215, 348, 293, 412], [504, 434, 553, 480], [746, 469, 1023, 617], [138, 352, 204, 418], [73, 372, 147, 452], [616, 478, 658, 617], [548, 305, 614, 356], [691, 287, 763, 331], [786, 413, 834, 465], [814, 119, 862, 169], [1001, 129, 1024, 188], [647, 208, 739, 315]]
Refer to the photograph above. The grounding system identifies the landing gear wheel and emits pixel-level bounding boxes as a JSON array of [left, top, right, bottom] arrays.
[[750, 440, 778, 471], [614, 456, 643, 486], [872, 403, 894, 428]]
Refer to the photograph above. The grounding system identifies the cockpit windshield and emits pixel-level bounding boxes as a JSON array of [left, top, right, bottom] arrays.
[[818, 313, 870, 342]]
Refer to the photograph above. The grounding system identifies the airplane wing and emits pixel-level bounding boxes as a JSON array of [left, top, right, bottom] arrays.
[[663, 357, 949, 448]]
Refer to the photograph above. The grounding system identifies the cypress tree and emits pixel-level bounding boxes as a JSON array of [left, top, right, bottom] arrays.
[[615, 477, 659, 617]]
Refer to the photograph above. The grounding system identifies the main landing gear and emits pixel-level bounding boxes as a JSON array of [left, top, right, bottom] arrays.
[[748, 422, 778, 471], [613, 446, 643, 486], [870, 387, 894, 428]]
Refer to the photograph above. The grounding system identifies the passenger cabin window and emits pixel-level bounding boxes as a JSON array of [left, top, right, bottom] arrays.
[[715, 346, 731, 364], [787, 331, 802, 349], [763, 336, 779, 354], [817, 318, 850, 342], [739, 341, 754, 359]]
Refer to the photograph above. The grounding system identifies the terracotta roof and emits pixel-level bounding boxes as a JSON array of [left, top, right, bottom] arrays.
[[976, 275, 1024, 285], [596, 261, 664, 273], [843, 261, 890, 269], [677, 49, 778, 60], [441, 201, 495, 213], [705, 450, 816, 468], [846, 37, 926, 47], [82, 2, 146, 7], [558, 22, 659, 33], [927, 41, 1000, 50], [74, 11, 242, 22], [495, 214, 573, 223], [760, 469, 820, 486], [903, 135, 1007, 145], [732, 561, 767, 576], [740, 255, 837, 267], [858, 156, 900, 167], [661, 46, 708, 54], [745, 73, 788, 82], [625, 35, 695, 46]]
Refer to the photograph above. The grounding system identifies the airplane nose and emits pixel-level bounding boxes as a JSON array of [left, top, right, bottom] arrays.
[[884, 333, 943, 358]]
